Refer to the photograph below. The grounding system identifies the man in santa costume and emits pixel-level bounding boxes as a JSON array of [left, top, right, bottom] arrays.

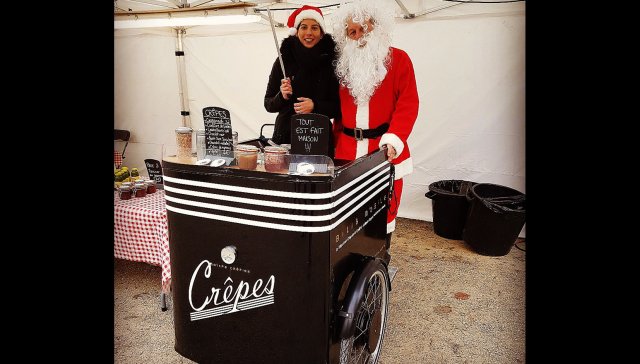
[[332, 0, 419, 247]]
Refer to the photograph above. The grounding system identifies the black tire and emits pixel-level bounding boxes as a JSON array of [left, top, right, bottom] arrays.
[[339, 263, 390, 364]]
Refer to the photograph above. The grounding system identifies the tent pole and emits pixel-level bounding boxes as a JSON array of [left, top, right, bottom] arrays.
[[175, 27, 191, 128]]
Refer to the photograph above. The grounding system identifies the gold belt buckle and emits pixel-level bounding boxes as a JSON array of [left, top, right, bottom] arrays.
[[354, 128, 364, 141]]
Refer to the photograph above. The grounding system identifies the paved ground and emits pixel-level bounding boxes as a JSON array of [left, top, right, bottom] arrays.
[[114, 217, 525, 363]]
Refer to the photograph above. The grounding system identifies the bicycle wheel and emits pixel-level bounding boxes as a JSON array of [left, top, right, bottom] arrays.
[[339, 264, 389, 364]]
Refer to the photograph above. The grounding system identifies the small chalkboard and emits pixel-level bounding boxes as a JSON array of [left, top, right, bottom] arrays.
[[203, 106, 234, 158], [290, 113, 332, 157], [144, 159, 163, 185]]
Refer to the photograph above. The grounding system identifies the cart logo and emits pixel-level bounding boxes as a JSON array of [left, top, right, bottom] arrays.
[[188, 260, 275, 321]]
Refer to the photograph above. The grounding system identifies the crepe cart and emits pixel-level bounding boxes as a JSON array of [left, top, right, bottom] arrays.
[[163, 142, 396, 364]]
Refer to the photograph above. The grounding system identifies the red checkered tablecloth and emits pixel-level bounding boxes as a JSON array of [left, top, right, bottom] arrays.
[[114, 189, 171, 292], [114, 150, 123, 168]]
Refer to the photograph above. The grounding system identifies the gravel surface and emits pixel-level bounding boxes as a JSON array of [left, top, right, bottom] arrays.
[[114, 218, 525, 363]]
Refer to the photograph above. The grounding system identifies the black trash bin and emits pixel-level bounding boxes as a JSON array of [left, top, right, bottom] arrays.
[[425, 180, 477, 240], [462, 183, 526, 256]]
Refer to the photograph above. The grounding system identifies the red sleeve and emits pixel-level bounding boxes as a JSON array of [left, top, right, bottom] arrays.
[[388, 49, 419, 142]]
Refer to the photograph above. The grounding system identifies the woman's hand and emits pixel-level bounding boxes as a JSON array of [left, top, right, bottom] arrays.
[[294, 97, 314, 114], [280, 78, 292, 100]]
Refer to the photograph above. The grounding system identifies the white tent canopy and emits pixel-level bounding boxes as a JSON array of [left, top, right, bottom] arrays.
[[114, 0, 525, 234]]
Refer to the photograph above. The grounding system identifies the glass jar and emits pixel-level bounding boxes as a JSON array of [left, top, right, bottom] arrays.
[[263, 146, 289, 173], [134, 182, 147, 198], [196, 129, 206, 160], [175, 126, 193, 159], [119, 185, 132, 200], [232, 131, 239, 149], [145, 180, 157, 194], [235, 144, 259, 170]]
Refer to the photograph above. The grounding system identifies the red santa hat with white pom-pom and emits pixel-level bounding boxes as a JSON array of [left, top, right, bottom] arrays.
[[287, 5, 326, 36]]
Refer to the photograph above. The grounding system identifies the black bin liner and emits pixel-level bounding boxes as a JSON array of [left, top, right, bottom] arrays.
[[425, 180, 477, 239], [462, 183, 526, 256]]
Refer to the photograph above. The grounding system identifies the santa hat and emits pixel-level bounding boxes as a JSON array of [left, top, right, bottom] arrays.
[[287, 5, 326, 36]]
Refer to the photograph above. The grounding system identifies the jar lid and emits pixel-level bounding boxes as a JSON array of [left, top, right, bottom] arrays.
[[119, 185, 132, 191], [235, 144, 259, 152], [176, 126, 193, 134], [264, 146, 288, 154]]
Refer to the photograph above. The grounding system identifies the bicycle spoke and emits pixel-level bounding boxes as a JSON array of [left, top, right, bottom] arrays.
[[339, 267, 389, 364]]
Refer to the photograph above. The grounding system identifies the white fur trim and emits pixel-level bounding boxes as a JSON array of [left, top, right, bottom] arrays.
[[387, 219, 396, 233], [355, 102, 369, 129], [288, 27, 297, 36], [379, 133, 404, 157], [392, 157, 413, 180], [355, 102, 369, 158], [293, 9, 326, 33], [356, 141, 368, 158]]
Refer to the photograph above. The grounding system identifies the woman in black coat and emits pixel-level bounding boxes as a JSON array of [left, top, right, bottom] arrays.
[[264, 5, 340, 146]]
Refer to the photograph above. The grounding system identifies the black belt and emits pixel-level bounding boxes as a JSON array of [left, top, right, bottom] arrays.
[[343, 123, 389, 141]]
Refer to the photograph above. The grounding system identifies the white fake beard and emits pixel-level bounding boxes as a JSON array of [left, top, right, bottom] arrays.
[[336, 31, 392, 105]]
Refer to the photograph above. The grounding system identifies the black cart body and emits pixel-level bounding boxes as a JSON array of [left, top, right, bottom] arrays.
[[163, 148, 392, 364]]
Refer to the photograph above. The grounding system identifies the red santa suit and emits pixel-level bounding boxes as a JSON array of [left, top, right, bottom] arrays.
[[334, 47, 419, 233]]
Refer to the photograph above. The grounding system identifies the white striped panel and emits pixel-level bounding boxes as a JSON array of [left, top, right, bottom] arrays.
[[163, 161, 389, 200], [166, 183, 389, 232], [165, 175, 389, 222]]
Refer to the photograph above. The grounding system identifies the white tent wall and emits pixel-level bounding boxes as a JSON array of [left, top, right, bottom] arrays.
[[114, 2, 525, 235], [392, 5, 526, 230], [115, 28, 182, 165], [183, 29, 278, 141]]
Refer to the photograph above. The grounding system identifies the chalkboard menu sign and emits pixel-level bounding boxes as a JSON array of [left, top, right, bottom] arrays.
[[144, 159, 163, 185], [290, 113, 332, 157], [203, 106, 234, 158]]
